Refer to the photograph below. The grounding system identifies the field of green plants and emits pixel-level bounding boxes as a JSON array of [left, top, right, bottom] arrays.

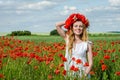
[[0, 35, 120, 80]]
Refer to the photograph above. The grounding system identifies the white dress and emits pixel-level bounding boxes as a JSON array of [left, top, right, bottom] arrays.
[[64, 38, 90, 77]]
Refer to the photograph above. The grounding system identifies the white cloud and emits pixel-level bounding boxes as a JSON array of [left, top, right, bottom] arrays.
[[60, 6, 77, 15], [33, 25, 39, 28], [18, 1, 56, 10], [85, 6, 120, 13], [85, 6, 103, 12], [64, 6, 77, 11], [0, 0, 15, 5], [116, 17, 120, 20], [0, 1, 57, 14], [109, 0, 120, 6], [15, 10, 31, 15], [0, 1, 3, 4]]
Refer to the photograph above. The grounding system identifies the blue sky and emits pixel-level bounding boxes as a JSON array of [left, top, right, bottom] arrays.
[[0, 0, 120, 33]]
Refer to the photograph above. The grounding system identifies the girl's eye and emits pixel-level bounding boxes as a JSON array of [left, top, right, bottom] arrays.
[[75, 25, 78, 27], [73, 25, 78, 27], [79, 26, 83, 28], [73, 25, 83, 28]]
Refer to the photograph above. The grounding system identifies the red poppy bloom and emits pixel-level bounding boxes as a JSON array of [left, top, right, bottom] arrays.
[[0, 60, 2, 65], [48, 74, 53, 79], [72, 57, 75, 61], [115, 71, 120, 76], [62, 70, 67, 76], [101, 64, 107, 71], [92, 52, 98, 57], [70, 65, 75, 71], [70, 65, 79, 72], [59, 63, 64, 67], [104, 55, 110, 59], [89, 71, 95, 75], [104, 50, 107, 53], [84, 62, 89, 67], [29, 53, 36, 58], [58, 53, 64, 58], [0, 74, 4, 78], [74, 67, 79, 72], [112, 59, 115, 62], [54, 69, 60, 75], [111, 42, 115, 46], [46, 61, 50, 65], [61, 56, 67, 62], [100, 60, 104, 64], [76, 59, 82, 64]]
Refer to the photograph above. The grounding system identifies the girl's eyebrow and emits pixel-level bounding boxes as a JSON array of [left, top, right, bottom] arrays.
[[74, 25, 83, 26]]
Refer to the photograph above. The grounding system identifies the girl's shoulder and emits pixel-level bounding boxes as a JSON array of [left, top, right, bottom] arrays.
[[83, 40, 93, 48], [87, 40, 93, 45], [82, 40, 93, 44]]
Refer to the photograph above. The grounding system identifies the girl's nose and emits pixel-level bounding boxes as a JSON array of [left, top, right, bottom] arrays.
[[79, 26, 83, 29]]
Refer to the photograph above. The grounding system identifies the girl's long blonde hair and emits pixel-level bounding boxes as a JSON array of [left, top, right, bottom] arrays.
[[67, 24, 88, 54]]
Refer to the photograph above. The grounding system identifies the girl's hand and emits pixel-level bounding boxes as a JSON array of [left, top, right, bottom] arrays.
[[56, 21, 66, 40]]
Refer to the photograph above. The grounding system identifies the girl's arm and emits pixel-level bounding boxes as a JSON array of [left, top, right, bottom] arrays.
[[55, 21, 66, 40], [85, 43, 93, 76]]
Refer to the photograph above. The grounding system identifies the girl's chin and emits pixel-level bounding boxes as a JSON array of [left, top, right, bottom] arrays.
[[75, 33, 82, 35]]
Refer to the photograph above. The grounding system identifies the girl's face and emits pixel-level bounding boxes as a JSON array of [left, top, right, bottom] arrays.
[[72, 21, 84, 35]]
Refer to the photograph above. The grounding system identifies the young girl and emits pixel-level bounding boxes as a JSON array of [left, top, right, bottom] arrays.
[[56, 13, 93, 78]]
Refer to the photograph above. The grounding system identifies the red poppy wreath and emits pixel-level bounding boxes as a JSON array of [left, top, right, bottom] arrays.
[[64, 13, 89, 30]]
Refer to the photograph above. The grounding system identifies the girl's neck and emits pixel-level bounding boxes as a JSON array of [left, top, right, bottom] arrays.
[[74, 35, 82, 43]]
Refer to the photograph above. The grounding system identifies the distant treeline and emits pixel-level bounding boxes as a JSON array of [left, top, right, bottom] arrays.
[[6, 30, 120, 37], [7, 30, 31, 36], [108, 31, 120, 33]]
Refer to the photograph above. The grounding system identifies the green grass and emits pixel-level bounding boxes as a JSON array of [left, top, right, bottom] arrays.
[[0, 35, 120, 80], [12, 35, 120, 43], [13, 35, 64, 43]]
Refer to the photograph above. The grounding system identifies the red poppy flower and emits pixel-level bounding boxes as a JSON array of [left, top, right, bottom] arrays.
[[54, 69, 60, 75], [84, 62, 89, 67], [92, 52, 98, 57], [70, 65, 75, 71], [0, 74, 4, 78], [72, 57, 75, 61], [61, 56, 67, 62], [29, 53, 36, 58], [112, 59, 115, 62], [115, 71, 120, 76], [104, 55, 110, 59], [59, 63, 64, 67], [70, 65, 79, 72], [0, 60, 2, 65], [101, 64, 107, 71], [46, 61, 50, 65], [89, 71, 95, 75], [74, 67, 79, 72], [62, 70, 67, 76], [100, 60, 104, 64], [48, 74, 53, 79], [76, 59, 82, 64], [58, 53, 64, 58]]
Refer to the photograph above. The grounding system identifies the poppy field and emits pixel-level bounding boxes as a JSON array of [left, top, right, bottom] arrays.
[[0, 36, 120, 80]]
